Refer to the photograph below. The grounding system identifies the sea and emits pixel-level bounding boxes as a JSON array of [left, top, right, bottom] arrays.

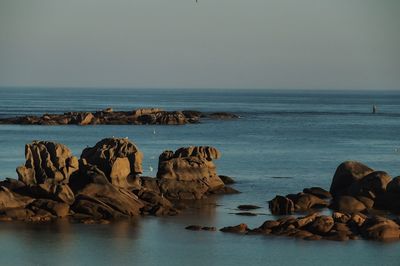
[[0, 88, 399, 266]]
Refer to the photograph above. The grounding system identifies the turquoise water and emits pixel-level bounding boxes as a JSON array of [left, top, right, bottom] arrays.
[[0, 88, 399, 265]]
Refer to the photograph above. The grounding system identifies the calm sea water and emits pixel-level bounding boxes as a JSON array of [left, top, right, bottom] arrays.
[[0, 88, 399, 266]]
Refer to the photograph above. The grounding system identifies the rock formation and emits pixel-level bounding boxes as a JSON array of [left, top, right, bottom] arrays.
[[80, 138, 143, 188], [222, 212, 400, 241], [0, 138, 237, 222], [0, 108, 238, 126], [156, 146, 227, 200]]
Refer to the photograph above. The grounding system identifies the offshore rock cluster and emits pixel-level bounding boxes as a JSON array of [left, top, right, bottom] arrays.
[[0, 138, 237, 223], [219, 161, 400, 241], [0, 108, 238, 125]]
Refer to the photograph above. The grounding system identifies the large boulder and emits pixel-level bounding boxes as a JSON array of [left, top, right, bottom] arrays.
[[287, 193, 329, 211], [80, 138, 143, 188], [269, 195, 294, 215], [156, 146, 225, 199], [16, 141, 79, 185], [348, 171, 392, 198], [360, 216, 400, 241], [329, 161, 374, 197]]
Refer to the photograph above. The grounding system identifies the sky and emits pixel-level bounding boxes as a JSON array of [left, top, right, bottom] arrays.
[[0, 0, 399, 90]]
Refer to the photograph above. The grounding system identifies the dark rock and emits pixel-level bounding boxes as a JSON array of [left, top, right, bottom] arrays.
[[237, 204, 261, 210], [235, 212, 257, 216], [329, 161, 374, 197], [72, 181, 144, 219], [302, 187, 331, 199], [288, 193, 329, 211], [4, 208, 35, 221], [331, 195, 367, 213], [208, 112, 239, 119], [386, 176, 400, 194], [201, 226, 216, 231], [220, 223, 249, 233], [332, 212, 351, 223], [219, 175, 236, 185], [361, 216, 400, 241], [269, 195, 294, 215], [0, 186, 35, 211], [308, 215, 334, 235], [185, 225, 202, 231], [28, 182, 75, 205], [209, 186, 240, 195], [349, 171, 392, 198], [29, 199, 70, 217]]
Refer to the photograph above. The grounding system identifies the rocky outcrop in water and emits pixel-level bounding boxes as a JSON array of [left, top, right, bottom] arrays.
[[156, 146, 230, 200], [221, 212, 400, 241], [0, 138, 237, 222], [0, 108, 238, 126], [268, 161, 400, 215]]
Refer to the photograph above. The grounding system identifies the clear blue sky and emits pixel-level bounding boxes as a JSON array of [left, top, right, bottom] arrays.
[[0, 0, 399, 89]]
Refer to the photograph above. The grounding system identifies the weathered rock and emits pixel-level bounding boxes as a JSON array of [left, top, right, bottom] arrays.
[[308, 215, 334, 235], [0, 187, 35, 211], [4, 208, 35, 221], [0, 178, 26, 192], [303, 187, 332, 199], [349, 171, 392, 198], [294, 213, 318, 228], [156, 146, 225, 199], [16, 141, 79, 185], [28, 182, 75, 205], [30, 199, 70, 217], [361, 216, 400, 241], [269, 196, 294, 215], [71, 112, 94, 125], [137, 190, 177, 216], [329, 161, 374, 197], [0, 108, 237, 126], [288, 193, 329, 211], [258, 220, 281, 231], [81, 138, 143, 188], [72, 181, 144, 219], [331, 195, 367, 213], [332, 212, 351, 223], [220, 223, 249, 233]]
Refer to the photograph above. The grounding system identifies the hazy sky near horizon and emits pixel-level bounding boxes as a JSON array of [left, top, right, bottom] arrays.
[[0, 0, 399, 90]]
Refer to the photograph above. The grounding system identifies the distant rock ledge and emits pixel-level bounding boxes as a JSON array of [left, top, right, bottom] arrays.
[[0, 108, 239, 125]]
